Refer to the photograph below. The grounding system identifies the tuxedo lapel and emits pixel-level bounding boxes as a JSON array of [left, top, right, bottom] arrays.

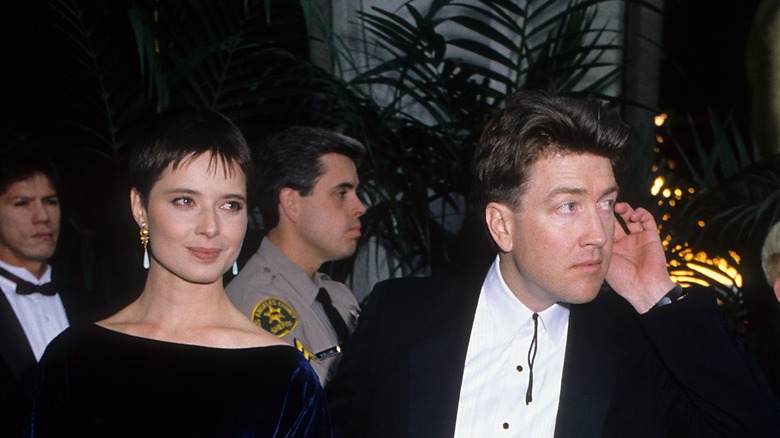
[[0, 293, 36, 385], [52, 268, 95, 325], [554, 294, 625, 438], [58, 287, 85, 324], [0, 270, 89, 387], [407, 276, 482, 438]]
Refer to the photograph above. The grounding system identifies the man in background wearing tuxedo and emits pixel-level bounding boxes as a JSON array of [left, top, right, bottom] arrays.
[[760, 221, 780, 399], [0, 138, 95, 433]]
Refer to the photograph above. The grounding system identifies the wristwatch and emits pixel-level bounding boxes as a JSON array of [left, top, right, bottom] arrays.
[[653, 284, 686, 308]]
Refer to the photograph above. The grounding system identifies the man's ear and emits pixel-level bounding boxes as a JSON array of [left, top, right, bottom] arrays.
[[130, 188, 146, 226], [485, 202, 515, 253], [773, 278, 780, 303], [278, 187, 300, 224]]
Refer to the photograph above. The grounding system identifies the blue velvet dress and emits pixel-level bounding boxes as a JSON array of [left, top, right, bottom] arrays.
[[27, 324, 331, 437]]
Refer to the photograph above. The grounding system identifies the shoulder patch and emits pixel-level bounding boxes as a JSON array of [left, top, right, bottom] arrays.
[[252, 297, 299, 337]]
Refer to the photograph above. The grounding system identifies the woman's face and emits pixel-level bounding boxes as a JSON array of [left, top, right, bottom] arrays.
[[131, 153, 247, 285]]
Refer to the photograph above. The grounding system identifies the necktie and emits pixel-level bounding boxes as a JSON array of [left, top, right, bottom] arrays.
[[316, 287, 350, 345], [0, 265, 56, 296], [526, 313, 539, 405]]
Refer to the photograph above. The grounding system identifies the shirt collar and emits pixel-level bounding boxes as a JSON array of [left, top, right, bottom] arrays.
[[0, 259, 52, 285], [258, 237, 322, 304], [483, 256, 569, 346]]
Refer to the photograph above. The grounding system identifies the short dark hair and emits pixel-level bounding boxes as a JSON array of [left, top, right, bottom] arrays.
[[255, 126, 365, 230], [0, 135, 60, 196], [129, 109, 254, 206], [473, 90, 632, 212]]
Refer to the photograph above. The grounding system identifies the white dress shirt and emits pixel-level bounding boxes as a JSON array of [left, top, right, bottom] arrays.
[[454, 257, 570, 437], [0, 259, 69, 361]]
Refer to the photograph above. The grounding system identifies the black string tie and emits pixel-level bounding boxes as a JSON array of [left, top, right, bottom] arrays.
[[526, 313, 539, 405], [316, 287, 350, 345], [0, 265, 56, 296]]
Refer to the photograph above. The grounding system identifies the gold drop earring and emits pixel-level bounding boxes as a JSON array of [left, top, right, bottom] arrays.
[[140, 222, 150, 269]]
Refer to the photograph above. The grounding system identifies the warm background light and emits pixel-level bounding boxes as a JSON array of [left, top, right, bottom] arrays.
[[649, 117, 742, 303]]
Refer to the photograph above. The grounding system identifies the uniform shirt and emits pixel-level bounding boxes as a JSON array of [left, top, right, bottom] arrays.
[[226, 237, 360, 385], [0, 260, 69, 361], [454, 257, 569, 437]]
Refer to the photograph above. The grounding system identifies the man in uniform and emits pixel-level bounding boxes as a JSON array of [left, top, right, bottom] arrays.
[[227, 126, 365, 385], [0, 138, 96, 433]]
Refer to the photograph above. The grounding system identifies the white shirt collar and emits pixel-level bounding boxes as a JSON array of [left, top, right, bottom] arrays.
[[484, 256, 569, 346], [0, 259, 52, 285]]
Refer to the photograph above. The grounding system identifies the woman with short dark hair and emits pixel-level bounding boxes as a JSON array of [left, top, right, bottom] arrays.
[[28, 109, 331, 437]]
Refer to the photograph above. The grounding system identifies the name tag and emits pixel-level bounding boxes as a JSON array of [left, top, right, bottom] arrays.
[[315, 345, 342, 360]]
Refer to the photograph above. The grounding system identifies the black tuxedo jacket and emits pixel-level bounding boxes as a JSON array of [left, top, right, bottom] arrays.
[[326, 274, 780, 437], [0, 268, 98, 433]]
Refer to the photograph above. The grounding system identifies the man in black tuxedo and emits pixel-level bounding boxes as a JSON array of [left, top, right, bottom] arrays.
[[0, 139, 95, 433], [326, 91, 780, 437]]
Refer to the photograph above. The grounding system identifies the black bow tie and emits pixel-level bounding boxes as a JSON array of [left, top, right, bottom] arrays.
[[0, 265, 57, 296]]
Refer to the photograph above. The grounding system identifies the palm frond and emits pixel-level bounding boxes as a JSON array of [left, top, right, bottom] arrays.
[[667, 112, 779, 247], [48, 0, 151, 161]]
